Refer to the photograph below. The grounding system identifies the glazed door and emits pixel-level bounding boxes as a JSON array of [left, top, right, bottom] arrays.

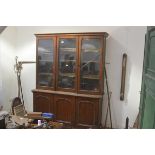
[[36, 37, 56, 90], [56, 36, 78, 92], [140, 27, 155, 128], [78, 36, 104, 94]]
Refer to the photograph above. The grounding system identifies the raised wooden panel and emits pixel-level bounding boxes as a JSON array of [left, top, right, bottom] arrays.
[[76, 97, 99, 128], [54, 95, 75, 125], [33, 92, 54, 113]]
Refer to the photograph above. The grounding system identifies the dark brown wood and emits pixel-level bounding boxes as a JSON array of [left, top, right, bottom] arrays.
[[33, 32, 108, 128], [33, 92, 54, 113], [54, 95, 75, 126], [35, 32, 109, 37], [32, 89, 102, 98], [76, 97, 100, 128]]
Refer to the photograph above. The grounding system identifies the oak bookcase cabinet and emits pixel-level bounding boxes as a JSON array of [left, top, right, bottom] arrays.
[[32, 32, 108, 128]]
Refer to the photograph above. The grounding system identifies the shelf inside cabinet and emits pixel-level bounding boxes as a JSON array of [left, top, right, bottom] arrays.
[[82, 60, 99, 64], [59, 73, 75, 78], [82, 49, 100, 52], [39, 51, 53, 54], [38, 82, 52, 86], [59, 48, 76, 52], [81, 75, 99, 80], [39, 73, 53, 76], [60, 60, 76, 62]]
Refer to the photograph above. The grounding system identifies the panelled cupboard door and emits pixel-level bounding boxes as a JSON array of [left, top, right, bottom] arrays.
[[76, 97, 99, 128], [33, 92, 54, 113], [78, 36, 104, 94], [140, 28, 155, 128], [36, 37, 56, 90], [56, 36, 78, 92], [54, 95, 76, 125]]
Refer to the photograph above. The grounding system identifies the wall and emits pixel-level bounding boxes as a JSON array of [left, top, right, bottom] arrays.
[[0, 26, 146, 128], [102, 27, 146, 128], [0, 34, 2, 108], [0, 27, 17, 111]]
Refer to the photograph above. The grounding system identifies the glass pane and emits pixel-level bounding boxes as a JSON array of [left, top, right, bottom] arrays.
[[82, 38, 101, 50], [58, 38, 76, 89], [37, 39, 54, 87], [80, 38, 101, 91]]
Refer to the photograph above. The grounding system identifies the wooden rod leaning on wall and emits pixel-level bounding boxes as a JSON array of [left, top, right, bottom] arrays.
[[120, 53, 127, 101]]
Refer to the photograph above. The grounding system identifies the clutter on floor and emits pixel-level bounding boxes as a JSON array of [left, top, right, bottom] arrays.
[[1, 112, 63, 129], [0, 110, 9, 129]]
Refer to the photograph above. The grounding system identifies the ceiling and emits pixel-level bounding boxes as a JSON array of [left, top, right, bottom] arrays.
[[0, 26, 6, 33]]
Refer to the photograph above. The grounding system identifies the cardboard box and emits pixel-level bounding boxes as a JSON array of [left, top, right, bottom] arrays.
[[26, 112, 42, 119]]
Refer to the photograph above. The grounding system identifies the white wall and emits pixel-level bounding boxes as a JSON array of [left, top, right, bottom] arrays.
[[0, 26, 146, 128], [0, 34, 2, 107], [102, 27, 146, 128], [0, 27, 17, 111]]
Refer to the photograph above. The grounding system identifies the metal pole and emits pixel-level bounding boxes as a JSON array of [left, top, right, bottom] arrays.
[[104, 67, 113, 129]]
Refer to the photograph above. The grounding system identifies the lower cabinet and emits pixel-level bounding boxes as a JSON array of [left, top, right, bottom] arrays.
[[33, 91, 102, 128], [33, 92, 54, 113], [54, 95, 75, 126], [76, 97, 99, 128]]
